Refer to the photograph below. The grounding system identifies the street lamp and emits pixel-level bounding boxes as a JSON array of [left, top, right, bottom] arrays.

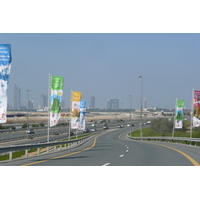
[[138, 76, 143, 137], [26, 90, 31, 132], [121, 102, 123, 117], [129, 95, 132, 135]]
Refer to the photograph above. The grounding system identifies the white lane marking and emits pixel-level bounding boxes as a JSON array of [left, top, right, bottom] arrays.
[[126, 150, 129, 152], [119, 155, 124, 157], [102, 163, 110, 166], [127, 147, 129, 149]]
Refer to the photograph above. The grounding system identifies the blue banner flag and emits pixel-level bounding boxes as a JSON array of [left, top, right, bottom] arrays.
[[79, 100, 86, 130], [0, 44, 12, 123]]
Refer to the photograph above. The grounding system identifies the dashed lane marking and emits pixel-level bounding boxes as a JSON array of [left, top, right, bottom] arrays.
[[102, 163, 110, 166]]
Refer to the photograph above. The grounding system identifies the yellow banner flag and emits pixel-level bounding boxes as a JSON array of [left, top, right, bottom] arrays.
[[72, 91, 82, 102]]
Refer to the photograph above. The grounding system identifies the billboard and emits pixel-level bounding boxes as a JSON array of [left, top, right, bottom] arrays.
[[0, 44, 12, 123]]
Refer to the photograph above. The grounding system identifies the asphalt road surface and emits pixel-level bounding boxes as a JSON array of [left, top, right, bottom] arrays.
[[1, 127, 200, 166]]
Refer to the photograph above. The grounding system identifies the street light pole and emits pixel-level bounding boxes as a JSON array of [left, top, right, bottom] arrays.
[[129, 95, 132, 135], [139, 76, 143, 137], [26, 90, 31, 132]]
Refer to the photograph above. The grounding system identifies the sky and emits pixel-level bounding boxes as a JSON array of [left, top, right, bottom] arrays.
[[1, 33, 200, 110]]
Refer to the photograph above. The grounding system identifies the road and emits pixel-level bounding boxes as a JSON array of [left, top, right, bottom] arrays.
[[1, 126, 200, 166]]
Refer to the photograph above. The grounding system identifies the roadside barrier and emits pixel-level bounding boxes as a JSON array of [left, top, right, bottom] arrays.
[[128, 133, 200, 146], [0, 135, 92, 161]]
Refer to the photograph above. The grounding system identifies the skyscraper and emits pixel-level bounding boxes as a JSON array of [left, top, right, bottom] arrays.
[[107, 98, 119, 109], [144, 97, 147, 109], [90, 96, 95, 109], [27, 100, 34, 109], [41, 94, 48, 109], [13, 83, 21, 110], [61, 99, 65, 108]]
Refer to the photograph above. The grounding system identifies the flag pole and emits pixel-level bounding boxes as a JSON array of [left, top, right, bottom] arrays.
[[68, 90, 72, 141], [47, 74, 51, 143], [190, 88, 194, 138], [172, 98, 177, 137]]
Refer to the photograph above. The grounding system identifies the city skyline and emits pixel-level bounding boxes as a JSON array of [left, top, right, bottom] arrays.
[[9, 82, 159, 111]]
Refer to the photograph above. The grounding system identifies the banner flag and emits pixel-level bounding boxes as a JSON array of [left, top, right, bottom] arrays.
[[0, 44, 12, 123], [193, 90, 200, 127], [79, 100, 86, 130], [175, 99, 185, 129], [50, 76, 64, 127], [71, 91, 82, 129]]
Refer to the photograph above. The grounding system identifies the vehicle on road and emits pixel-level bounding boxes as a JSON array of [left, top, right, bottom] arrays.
[[26, 128, 34, 139], [67, 131, 74, 136], [118, 125, 124, 128], [83, 128, 90, 133], [69, 131, 74, 136], [91, 128, 96, 132], [26, 128, 34, 134], [127, 124, 134, 127], [103, 125, 108, 129]]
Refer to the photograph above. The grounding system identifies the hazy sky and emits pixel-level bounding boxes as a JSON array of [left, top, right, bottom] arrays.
[[1, 33, 200, 110]]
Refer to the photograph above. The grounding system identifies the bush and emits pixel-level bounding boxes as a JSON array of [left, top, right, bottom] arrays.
[[31, 124, 39, 127], [39, 123, 45, 127], [151, 118, 173, 134], [0, 124, 5, 129], [22, 123, 28, 128]]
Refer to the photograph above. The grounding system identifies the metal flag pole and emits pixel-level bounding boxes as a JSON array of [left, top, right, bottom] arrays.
[[172, 98, 177, 137], [139, 76, 143, 137], [47, 74, 51, 143], [190, 88, 194, 138], [68, 90, 72, 141]]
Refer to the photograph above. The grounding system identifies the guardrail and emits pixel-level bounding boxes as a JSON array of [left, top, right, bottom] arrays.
[[0, 134, 93, 161], [127, 133, 200, 146], [0, 125, 111, 143], [0, 130, 66, 143]]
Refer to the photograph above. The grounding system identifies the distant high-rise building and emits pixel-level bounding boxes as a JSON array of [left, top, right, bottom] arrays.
[[90, 96, 95, 109], [107, 98, 119, 109], [27, 100, 34, 110], [144, 97, 147, 109], [13, 83, 21, 110], [41, 94, 48, 109], [61, 99, 65, 108]]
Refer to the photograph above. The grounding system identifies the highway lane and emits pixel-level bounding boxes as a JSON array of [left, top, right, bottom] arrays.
[[0, 121, 116, 145], [1, 126, 200, 166], [119, 130, 200, 166]]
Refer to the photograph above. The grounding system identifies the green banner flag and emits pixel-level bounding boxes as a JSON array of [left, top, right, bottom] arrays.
[[175, 99, 185, 129], [50, 76, 64, 127]]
